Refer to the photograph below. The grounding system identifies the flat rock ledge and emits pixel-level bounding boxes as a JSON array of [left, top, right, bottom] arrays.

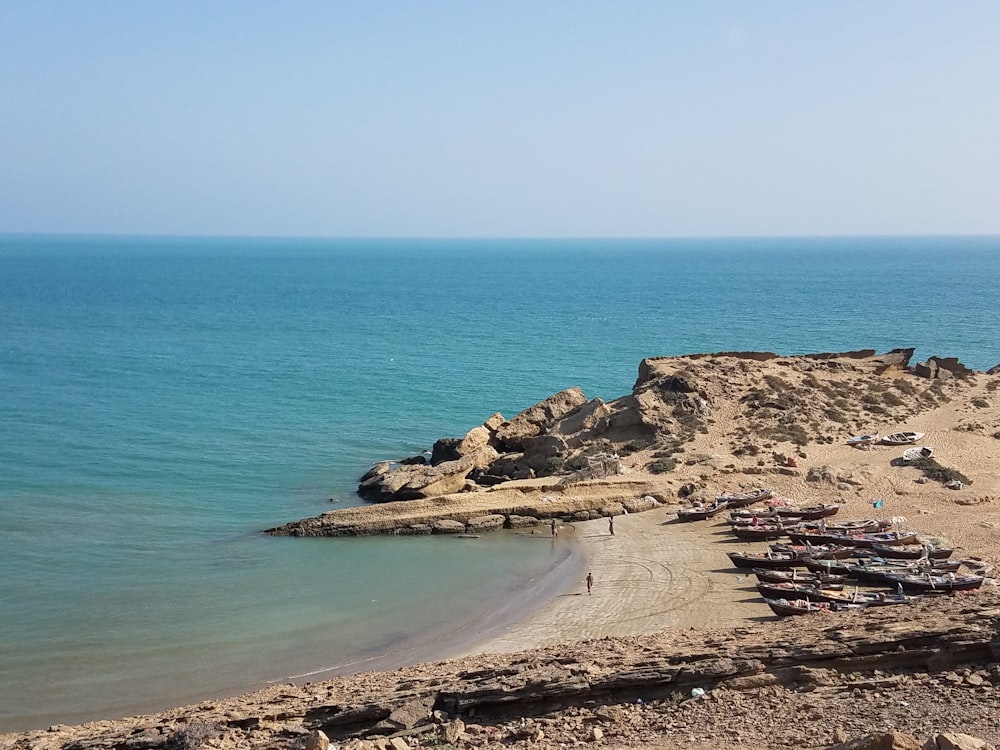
[[9, 593, 1000, 750], [265, 477, 664, 537]]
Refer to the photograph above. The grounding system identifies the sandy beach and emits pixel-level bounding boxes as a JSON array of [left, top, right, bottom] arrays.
[[466, 511, 765, 656]]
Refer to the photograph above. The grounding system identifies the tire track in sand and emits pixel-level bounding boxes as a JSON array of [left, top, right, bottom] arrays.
[[470, 511, 763, 655]]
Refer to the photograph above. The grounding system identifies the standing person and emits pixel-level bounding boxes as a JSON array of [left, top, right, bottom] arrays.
[[608, 516, 615, 535], [586, 571, 593, 595], [550, 518, 558, 538]]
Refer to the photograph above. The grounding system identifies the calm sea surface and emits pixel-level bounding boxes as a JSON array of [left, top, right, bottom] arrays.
[[1, 235, 998, 730]]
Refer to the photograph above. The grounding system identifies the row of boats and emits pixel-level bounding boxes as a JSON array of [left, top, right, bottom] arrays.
[[700, 489, 987, 616]]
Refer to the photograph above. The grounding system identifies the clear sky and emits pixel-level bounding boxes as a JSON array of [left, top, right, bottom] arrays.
[[1, 2, 998, 238]]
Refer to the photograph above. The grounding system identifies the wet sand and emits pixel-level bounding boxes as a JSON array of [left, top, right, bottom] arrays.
[[460, 508, 764, 657]]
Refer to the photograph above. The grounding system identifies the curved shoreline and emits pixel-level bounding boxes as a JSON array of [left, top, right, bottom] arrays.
[[281, 526, 590, 684]]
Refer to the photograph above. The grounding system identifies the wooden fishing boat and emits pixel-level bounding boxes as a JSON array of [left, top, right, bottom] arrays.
[[902, 446, 934, 463], [809, 588, 919, 607], [727, 550, 804, 570], [757, 581, 825, 600], [787, 530, 919, 549], [728, 511, 785, 526], [752, 568, 847, 586], [801, 557, 853, 575], [775, 503, 841, 520], [764, 597, 867, 617], [716, 488, 775, 508], [816, 519, 891, 533], [757, 579, 849, 598], [676, 499, 728, 522], [770, 543, 854, 560], [881, 572, 985, 593], [847, 433, 879, 447], [729, 506, 777, 520], [731, 525, 788, 541], [848, 561, 964, 583], [869, 543, 954, 560], [785, 530, 843, 546], [880, 431, 925, 446]]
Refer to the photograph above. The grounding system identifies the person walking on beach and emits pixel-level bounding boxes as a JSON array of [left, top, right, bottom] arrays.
[[586, 571, 593, 595], [608, 516, 615, 536], [550, 518, 558, 538]]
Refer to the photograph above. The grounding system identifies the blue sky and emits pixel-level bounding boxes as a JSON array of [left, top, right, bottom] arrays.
[[1, 2, 998, 237]]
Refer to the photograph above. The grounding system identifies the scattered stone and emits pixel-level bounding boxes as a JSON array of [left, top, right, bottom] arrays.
[[923, 733, 996, 750], [828, 731, 922, 750], [442, 719, 465, 744], [304, 730, 330, 750]]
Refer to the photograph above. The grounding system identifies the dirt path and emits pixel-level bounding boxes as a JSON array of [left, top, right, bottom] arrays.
[[465, 508, 765, 655]]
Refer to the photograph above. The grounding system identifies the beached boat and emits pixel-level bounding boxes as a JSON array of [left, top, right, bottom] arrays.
[[731, 525, 788, 541], [809, 588, 919, 607], [880, 572, 985, 593], [794, 518, 888, 535], [757, 581, 831, 600], [764, 597, 867, 617], [902, 446, 934, 463], [787, 530, 919, 549], [728, 510, 784, 525], [848, 561, 964, 583], [847, 433, 879, 447], [716, 488, 775, 508], [752, 568, 847, 586], [770, 543, 854, 560], [801, 557, 854, 575], [775, 503, 841, 520], [727, 550, 803, 570], [880, 431, 925, 446], [869, 543, 954, 560], [676, 499, 728, 522]]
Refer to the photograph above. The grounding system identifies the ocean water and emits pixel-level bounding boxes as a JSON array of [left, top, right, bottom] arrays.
[[1, 234, 998, 731]]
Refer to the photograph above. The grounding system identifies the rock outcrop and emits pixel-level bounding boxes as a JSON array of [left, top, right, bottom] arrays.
[[296, 347, 990, 531], [915, 356, 976, 380]]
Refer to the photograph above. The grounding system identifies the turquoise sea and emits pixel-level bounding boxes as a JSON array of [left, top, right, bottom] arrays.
[[1, 235, 998, 731]]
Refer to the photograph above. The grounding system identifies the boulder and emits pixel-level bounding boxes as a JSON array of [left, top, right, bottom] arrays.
[[521, 434, 570, 473], [872, 347, 916, 372], [465, 514, 505, 532], [923, 734, 996, 750], [623, 495, 659, 513], [988, 363, 1000, 376], [806, 465, 836, 485], [506, 514, 543, 528], [551, 398, 612, 438], [493, 388, 589, 451], [304, 730, 330, 750], [396, 455, 479, 500], [457, 424, 493, 455], [362, 447, 501, 502], [443, 719, 466, 744], [914, 356, 973, 380], [384, 698, 433, 731], [430, 437, 462, 465]]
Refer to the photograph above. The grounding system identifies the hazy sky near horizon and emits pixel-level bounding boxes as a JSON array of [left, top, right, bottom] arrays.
[[2, 3, 998, 238]]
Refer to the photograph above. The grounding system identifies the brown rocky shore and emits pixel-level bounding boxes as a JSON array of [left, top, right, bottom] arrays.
[[7, 348, 1000, 750]]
